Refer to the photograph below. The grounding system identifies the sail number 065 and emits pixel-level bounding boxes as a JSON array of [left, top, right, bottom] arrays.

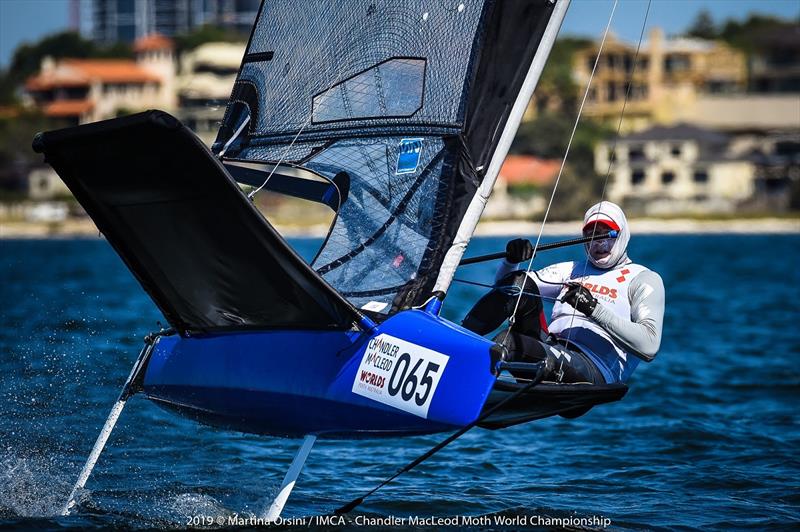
[[386, 352, 441, 406]]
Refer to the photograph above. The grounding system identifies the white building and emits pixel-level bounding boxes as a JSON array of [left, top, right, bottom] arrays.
[[177, 42, 245, 144], [597, 124, 756, 214], [27, 167, 71, 200]]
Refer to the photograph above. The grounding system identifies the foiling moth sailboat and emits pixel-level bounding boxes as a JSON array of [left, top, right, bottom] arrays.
[[33, 0, 627, 518]]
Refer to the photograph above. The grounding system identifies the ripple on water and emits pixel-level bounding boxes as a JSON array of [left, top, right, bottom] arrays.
[[1, 236, 799, 530]]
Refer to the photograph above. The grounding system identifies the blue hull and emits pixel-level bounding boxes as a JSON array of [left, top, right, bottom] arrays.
[[142, 310, 498, 438]]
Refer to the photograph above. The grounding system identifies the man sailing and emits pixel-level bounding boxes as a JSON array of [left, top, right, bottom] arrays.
[[463, 201, 665, 384]]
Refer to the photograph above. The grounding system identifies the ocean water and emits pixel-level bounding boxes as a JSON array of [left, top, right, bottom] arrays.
[[0, 235, 798, 530]]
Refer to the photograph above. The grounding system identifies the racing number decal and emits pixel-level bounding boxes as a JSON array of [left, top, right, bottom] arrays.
[[352, 334, 449, 418], [387, 353, 441, 406]]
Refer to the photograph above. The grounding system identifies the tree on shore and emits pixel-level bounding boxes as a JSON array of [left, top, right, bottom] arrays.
[[532, 37, 591, 116], [687, 10, 716, 40]]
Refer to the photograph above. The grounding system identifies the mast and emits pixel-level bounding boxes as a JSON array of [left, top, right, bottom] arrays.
[[432, 0, 571, 295]]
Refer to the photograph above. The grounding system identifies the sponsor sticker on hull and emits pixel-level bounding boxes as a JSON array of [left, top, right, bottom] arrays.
[[352, 333, 449, 419]]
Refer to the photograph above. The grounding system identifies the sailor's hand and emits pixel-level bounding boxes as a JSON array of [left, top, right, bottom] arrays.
[[562, 283, 597, 316], [506, 238, 533, 263]]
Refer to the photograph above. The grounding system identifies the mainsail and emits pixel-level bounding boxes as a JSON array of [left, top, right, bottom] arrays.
[[216, 0, 570, 314]]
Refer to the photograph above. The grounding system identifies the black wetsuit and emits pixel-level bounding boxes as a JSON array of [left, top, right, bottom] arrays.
[[462, 271, 605, 384]]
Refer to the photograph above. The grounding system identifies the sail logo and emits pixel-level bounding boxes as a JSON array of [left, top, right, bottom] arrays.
[[396, 138, 423, 175]]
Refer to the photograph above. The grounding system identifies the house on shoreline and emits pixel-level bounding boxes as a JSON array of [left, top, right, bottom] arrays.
[[24, 34, 176, 125], [596, 123, 799, 215]]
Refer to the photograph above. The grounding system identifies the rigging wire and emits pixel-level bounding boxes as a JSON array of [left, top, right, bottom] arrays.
[[501, 0, 619, 343], [334, 363, 548, 515], [452, 277, 561, 301], [531, 268, 570, 286], [561, 0, 652, 347]]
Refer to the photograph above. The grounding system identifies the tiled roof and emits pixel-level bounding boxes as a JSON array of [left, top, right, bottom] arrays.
[[499, 155, 560, 186], [43, 99, 94, 117], [134, 33, 174, 52], [26, 59, 161, 90]]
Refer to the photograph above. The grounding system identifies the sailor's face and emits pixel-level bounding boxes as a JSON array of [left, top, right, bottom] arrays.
[[583, 224, 614, 263], [586, 237, 613, 262]]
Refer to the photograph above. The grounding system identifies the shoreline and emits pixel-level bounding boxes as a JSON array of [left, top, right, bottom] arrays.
[[1, 216, 798, 240]]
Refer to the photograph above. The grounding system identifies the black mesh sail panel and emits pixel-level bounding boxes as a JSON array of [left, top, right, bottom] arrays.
[[216, 0, 557, 313]]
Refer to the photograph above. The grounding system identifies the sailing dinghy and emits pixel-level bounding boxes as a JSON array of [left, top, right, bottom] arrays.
[[33, 0, 627, 517]]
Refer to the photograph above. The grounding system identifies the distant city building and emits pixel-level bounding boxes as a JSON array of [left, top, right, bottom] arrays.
[[202, 0, 261, 35], [177, 41, 245, 144], [573, 28, 747, 131], [597, 124, 756, 214], [670, 23, 800, 132], [24, 34, 176, 125], [91, 0, 259, 43]]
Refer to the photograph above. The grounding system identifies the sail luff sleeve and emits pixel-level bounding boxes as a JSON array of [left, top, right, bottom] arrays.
[[432, 0, 571, 295]]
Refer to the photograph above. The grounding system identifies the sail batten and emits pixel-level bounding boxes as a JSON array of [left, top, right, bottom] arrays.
[[217, 0, 563, 313]]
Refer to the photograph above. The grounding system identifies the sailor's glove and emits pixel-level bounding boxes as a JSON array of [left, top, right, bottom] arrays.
[[506, 238, 534, 263], [562, 283, 597, 316]]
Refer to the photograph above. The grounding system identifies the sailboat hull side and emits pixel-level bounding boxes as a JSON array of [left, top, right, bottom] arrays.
[[142, 310, 497, 438]]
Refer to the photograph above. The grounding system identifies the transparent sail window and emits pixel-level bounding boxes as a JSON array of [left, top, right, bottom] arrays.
[[312, 58, 426, 123]]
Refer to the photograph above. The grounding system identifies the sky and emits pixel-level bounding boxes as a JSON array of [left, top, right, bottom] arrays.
[[561, 0, 799, 43], [1, 0, 799, 69]]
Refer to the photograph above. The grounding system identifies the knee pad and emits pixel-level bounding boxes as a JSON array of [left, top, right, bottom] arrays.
[[462, 289, 509, 335]]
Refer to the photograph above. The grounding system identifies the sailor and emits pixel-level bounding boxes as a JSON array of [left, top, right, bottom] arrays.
[[462, 201, 664, 384]]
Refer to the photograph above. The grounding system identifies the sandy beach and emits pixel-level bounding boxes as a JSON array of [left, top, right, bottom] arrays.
[[1, 216, 798, 240]]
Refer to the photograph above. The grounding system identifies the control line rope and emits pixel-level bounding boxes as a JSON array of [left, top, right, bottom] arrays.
[[333, 365, 547, 515]]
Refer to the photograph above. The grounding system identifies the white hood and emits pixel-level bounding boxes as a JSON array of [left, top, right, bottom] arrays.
[[583, 201, 630, 269]]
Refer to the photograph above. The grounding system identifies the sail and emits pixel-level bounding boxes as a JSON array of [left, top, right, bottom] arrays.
[[215, 0, 569, 314]]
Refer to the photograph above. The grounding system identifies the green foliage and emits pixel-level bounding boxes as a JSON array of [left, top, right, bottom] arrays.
[[682, 11, 797, 53], [719, 14, 796, 53], [0, 110, 69, 189], [0, 111, 67, 165], [173, 25, 248, 56], [790, 177, 800, 211], [0, 31, 132, 105], [512, 112, 612, 161], [687, 10, 716, 40], [535, 37, 591, 115], [510, 112, 614, 220], [0, 75, 17, 105]]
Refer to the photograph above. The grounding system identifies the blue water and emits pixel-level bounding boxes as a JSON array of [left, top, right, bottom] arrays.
[[1, 235, 798, 530]]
